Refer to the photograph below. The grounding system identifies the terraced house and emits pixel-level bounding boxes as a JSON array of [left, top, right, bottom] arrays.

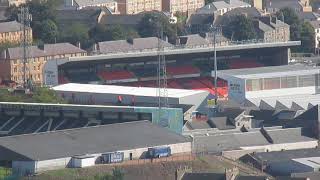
[[0, 21, 32, 44], [0, 43, 87, 85]]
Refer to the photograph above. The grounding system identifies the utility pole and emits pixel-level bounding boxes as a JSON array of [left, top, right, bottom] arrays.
[[18, 6, 32, 89]]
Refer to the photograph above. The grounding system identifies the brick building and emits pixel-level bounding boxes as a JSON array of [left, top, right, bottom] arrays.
[[0, 43, 87, 85], [162, 0, 205, 14]]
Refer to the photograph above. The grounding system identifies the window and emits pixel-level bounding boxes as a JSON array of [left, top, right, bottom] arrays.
[[246, 79, 262, 91], [264, 77, 280, 90], [298, 75, 315, 87], [281, 76, 297, 88]]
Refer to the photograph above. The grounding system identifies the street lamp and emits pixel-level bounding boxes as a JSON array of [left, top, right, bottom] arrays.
[[209, 25, 222, 106]]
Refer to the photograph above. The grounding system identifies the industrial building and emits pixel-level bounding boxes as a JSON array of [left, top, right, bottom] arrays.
[[52, 83, 212, 121], [242, 149, 320, 176], [0, 121, 191, 175], [217, 65, 320, 105]]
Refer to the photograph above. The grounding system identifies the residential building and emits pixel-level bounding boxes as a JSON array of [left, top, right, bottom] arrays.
[[254, 16, 290, 43], [162, 0, 205, 15], [265, 0, 312, 13], [0, 0, 27, 6], [117, 0, 161, 14], [0, 21, 32, 44], [64, 0, 118, 13], [0, 43, 86, 85], [309, 21, 320, 51], [196, 0, 251, 17]]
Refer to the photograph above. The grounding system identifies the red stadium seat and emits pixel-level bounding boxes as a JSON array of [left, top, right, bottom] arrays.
[[98, 70, 135, 81]]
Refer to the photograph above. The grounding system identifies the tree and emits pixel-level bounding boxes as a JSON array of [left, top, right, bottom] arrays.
[[300, 21, 315, 53], [89, 25, 140, 42], [276, 8, 301, 41], [59, 23, 91, 48], [222, 14, 257, 41], [33, 19, 58, 43], [138, 12, 177, 43]]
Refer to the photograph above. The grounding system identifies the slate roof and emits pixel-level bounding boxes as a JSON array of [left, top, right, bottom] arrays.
[[7, 46, 47, 60], [224, 7, 262, 18], [178, 34, 209, 46], [98, 37, 173, 54], [208, 117, 235, 130], [298, 12, 320, 21], [44, 43, 86, 56], [0, 121, 190, 161], [265, 0, 302, 10], [196, 0, 250, 14], [265, 128, 314, 144], [186, 121, 212, 130], [55, 9, 102, 28], [0, 21, 28, 33]]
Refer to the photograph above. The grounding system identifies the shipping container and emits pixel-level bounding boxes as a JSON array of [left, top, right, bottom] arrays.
[[147, 147, 171, 158], [102, 152, 124, 164]]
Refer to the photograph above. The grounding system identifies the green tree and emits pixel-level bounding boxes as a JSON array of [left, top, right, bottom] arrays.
[[59, 23, 91, 48], [276, 7, 301, 41], [300, 21, 315, 53], [222, 14, 257, 41], [89, 25, 140, 42], [33, 19, 58, 43], [31, 87, 66, 104], [138, 12, 177, 43]]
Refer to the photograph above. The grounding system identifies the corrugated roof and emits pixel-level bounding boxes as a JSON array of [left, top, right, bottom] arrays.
[[0, 121, 190, 161], [217, 65, 320, 79]]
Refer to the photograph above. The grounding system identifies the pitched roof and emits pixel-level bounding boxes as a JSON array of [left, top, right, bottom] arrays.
[[55, 9, 102, 28], [44, 43, 86, 56], [74, 0, 116, 7], [265, 0, 302, 10], [224, 7, 262, 18], [196, 0, 250, 14], [0, 21, 29, 33], [98, 37, 173, 54], [178, 34, 210, 46], [0, 121, 190, 161], [7, 46, 47, 60], [298, 12, 320, 21]]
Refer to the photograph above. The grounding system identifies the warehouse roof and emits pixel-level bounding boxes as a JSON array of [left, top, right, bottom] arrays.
[[0, 121, 190, 161], [251, 148, 320, 163], [53, 83, 208, 98], [217, 65, 320, 79]]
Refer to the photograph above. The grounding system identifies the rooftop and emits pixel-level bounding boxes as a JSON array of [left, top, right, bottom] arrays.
[[43, 43, 86, 56], [217, 65, 320, 79], [0, 21, 28, 33], [53, 83, 208, 98], [0, 121, 190, 161], [251, 148, 320, 163], [73, 0, 116, 7]]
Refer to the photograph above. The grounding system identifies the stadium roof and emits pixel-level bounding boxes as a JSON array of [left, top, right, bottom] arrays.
[[0, 121, 190, 161], [217, 65, 320, 79], [53, 83, 208, 98]]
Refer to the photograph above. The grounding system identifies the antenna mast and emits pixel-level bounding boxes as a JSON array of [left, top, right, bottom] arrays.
[[18, 6, 32, 88], [157, 24, 169, 126]]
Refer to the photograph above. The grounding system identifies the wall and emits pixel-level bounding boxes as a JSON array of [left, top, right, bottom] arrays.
[[246, 86, 316, 99], [240, 141, 318, 152]]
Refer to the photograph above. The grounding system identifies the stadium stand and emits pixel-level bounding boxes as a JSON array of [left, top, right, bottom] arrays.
[[229, 59, 264, 69], [166, 65, 200, 77], [131, 66, 157, 78], [66, 71, 100, 83], [97, 70, 136, 82]]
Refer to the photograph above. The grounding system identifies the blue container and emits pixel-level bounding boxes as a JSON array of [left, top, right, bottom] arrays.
[[147, 147, 171, 158]]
